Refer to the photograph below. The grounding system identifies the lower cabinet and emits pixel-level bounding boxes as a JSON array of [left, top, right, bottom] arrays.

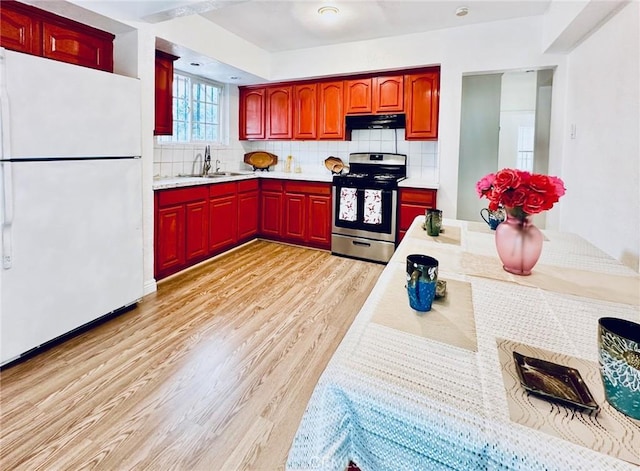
[[283, 181, 332, 249], [259, 180, 284, 238], [237, 180, 259, 242], [283, 192, 306, 241], [156, 203, 185, 276], [155, 178, 331, 280], [307, 194, 332, 247], [259, 179, 331, 249], [209, 182, 238, 254], [185, 199, 209, 262], [155, 186, 209, 279], [398, 187, 437, 243]]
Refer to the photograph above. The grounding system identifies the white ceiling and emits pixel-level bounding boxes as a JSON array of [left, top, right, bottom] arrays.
[[32, 0, 554, 83], [199, 1, 552, 53]]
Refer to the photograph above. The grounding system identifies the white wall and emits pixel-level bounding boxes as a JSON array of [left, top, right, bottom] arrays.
[[114, 27, 158, 295], [560, 1, 639, 270]]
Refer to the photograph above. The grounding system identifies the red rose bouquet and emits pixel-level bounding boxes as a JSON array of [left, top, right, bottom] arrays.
[[476, 168, 566, 220]]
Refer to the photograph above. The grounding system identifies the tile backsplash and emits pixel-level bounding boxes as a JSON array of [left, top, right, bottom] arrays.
[[154, 129, 438, 180]]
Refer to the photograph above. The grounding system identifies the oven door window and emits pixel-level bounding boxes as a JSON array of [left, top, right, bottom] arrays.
[[335, 186, 393, 234]]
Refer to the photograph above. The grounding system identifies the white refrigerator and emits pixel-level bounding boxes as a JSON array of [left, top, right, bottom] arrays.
[[0, 48, 144, 366]]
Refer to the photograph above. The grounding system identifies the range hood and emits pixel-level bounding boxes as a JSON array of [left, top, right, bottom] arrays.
[[345, 114, 406, 130]]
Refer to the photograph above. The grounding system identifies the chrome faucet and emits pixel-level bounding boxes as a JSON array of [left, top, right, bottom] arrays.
[[202, 145, 211, 176], [215, 159, 221, 173]]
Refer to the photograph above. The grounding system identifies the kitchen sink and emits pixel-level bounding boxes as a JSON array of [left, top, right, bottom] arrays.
[[177, 172, 248, 178], [205, 172, 247, 177]]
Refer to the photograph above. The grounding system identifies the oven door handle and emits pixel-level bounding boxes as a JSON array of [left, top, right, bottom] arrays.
[[352, 240, 371, 247]]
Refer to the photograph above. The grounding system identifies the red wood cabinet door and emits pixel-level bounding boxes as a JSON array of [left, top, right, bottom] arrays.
[[345, 78, 372, 114], [307, 194, 331, 249], [260, 191, 283, 238], [397, 188, 437, 243], [374, 76, 404, 113], [238, 190, 259, 241], [155, 50, 178, 136], [317, 81, 344, 140], [284, 193, 306, 241], [266, 86, 293, 139], [0, 3, 41, 55], [293, 83, 317, 140], [156, 204, 185, 277], [240, 88, 266, 140], [42, 21, 113, 71], [209, 194, 238, 253], [405, 71, 440, 140], [185, 200, 208, 262]]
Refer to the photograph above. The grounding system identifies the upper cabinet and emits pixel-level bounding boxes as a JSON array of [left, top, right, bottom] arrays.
[[317, 81, 344, 140], [293, 83, 318, 140], [345, 76, 404, 115], [404, 71, 440, 140], [239, 88, 266, 140], [154, 50, 179, 136], [240, 85, 293, 140], [265, 86, 293, 139], [374, 76, 404, 113], [0, 2, 40, 54], [344, 78, 373, 114], [239, 67, 439, 141], [0, 1, 114, 72]]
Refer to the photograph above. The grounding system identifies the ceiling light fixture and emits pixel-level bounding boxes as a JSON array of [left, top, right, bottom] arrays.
[[190, 62, 202, 67], [229, 76, 240, 80], [317, 5, 339, 16], [455, 6, 469, 17]]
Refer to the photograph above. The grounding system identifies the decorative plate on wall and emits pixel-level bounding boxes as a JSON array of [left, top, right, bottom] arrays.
[[244, 151, 278, 171]]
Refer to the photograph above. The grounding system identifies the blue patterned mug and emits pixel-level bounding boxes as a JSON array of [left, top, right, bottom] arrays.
[[598, 317, 640, 419], [406, 254, 438, 312], [480, 207, 506, 230]]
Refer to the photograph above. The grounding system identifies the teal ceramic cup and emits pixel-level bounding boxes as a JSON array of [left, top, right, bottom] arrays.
[[406, 254, 438, 312], [598, 317, 640, 419]]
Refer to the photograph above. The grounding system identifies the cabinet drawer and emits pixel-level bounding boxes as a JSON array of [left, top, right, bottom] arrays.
[[209, 182, 237, 197], [399, 188, 436, 206], [238, 179, 259, 193], [285, 181, 331, 195], [261, 179, 284, 192], [157, 186, 208, 207]]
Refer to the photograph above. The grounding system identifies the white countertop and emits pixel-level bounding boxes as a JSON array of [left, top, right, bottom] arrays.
[[153, 171, 333, 190], [399, 178, 439, 189], [153, 172, 435, 190]]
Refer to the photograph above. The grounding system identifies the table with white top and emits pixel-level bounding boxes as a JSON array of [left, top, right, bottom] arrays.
[[286, 217, 640, 471]]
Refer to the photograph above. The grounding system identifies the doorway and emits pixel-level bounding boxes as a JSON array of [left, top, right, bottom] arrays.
[[456, 69, 554, 226]]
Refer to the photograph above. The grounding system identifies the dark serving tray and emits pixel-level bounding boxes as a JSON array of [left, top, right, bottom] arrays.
[[513, 351, 599, 413]]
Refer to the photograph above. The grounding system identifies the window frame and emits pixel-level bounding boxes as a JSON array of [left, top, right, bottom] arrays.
[[158, 71, 229, 145]]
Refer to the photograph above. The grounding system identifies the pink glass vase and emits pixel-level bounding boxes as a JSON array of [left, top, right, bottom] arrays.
[[494, 208, 544, 275]]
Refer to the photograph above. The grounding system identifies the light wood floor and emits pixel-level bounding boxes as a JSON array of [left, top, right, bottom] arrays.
[[0, 241, 384, 470]]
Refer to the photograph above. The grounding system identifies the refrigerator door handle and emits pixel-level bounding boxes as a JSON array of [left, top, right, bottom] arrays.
[[0, 49, 14, 269], [1, 162, 13, 269]]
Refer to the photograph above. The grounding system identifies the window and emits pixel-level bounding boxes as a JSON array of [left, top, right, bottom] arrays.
[[159, 72, 225, 143], [516, 125, 534, 172]]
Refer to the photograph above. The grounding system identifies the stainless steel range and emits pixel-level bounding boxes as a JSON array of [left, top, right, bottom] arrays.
[[331, 152, 406, 263]]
